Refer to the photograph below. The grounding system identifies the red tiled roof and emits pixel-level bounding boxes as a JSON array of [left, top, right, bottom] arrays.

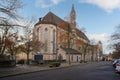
[[76, 28, 89, 42], [76, 39, 84, 45], [35, 12, 65, 26], [35, 11, 89, 41], [57, 21, 69, 31], [62, 48, 82, 54]]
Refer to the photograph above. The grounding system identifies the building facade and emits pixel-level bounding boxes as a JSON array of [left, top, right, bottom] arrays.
[[33, 5, 102, 63]]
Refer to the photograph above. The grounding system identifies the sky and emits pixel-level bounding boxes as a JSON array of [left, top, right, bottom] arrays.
[[19, 0, 120, 54]]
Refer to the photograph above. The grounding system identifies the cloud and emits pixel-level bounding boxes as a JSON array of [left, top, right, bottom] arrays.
[[79, 0, 120, 12], [87, 33, 111, 54], [35, 0, 52, 8], [51, 0, 63, 4], [88, 33, 109, 43], [36, 0, 65, 8]]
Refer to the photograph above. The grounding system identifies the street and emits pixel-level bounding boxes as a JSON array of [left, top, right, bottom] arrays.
[[0, 61, 120, 80]]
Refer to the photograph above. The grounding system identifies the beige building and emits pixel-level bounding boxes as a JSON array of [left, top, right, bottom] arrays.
[[33, 5, 102, 63]]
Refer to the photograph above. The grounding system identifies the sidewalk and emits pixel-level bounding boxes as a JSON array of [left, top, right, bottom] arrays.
[[0, 62, 81, 78]]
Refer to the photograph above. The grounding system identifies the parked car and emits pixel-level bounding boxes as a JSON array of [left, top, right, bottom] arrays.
[[113, 59, 120, 68], [115, 61, 120, 73]]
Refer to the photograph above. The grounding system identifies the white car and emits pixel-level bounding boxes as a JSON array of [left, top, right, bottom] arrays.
[[115, 61, 120, 73], [113, 59, 120, 68]]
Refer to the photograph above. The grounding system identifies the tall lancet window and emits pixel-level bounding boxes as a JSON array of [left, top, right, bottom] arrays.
[[38, 27, 41, 41], [44, 28, 48, 52], [53, 30, 55, 53]]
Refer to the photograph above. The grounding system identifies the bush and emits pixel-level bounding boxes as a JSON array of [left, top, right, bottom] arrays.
[[49, 62, 61, 67], [17, 59, 25, 64], [0, 55, 10, 60], [0, 60, 16, 67]]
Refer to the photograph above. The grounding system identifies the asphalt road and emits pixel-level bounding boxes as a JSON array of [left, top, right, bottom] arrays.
[[0, 61, 120, 80]]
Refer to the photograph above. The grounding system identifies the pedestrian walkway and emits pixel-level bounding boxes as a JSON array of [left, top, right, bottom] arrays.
[[0, 62, 81, 78]]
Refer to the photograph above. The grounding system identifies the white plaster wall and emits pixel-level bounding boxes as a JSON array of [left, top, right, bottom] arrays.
[[36, 24, 56, 54]]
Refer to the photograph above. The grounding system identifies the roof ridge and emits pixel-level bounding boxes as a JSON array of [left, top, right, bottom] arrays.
[[38, 11, 67, 26]]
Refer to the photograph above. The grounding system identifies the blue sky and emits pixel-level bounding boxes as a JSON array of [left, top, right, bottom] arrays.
[[20, 0, 120, 54]]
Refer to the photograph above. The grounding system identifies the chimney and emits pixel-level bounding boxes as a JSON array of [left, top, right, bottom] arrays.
[[39, 17, 42, 22]]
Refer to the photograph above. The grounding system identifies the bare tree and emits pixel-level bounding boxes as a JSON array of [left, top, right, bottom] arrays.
[[20, 18, 34, 65], [110, 25, 120, 58], [79, 27, 86, 33], [81, 43, 90, 62], [0, 0, 23, 57], [111, 25, 120, 42], [90, 39, 96, 61], [32, 40, 44, 54], [0, 0, 23, 19], [5, 32, 17, 59]]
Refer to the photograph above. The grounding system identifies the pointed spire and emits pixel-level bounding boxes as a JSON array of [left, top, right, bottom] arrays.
[[70, 4, 76, 23], [71, 4, 75, 14]]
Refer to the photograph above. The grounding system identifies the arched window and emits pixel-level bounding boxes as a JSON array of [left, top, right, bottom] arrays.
[[53, 30, 55, 53], [44, 28, 48, 52], [50, 29, 56, 53], [38, 27, 41, 41]]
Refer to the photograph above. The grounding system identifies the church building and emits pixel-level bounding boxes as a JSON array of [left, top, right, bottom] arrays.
[[33, 5, 102, 63]]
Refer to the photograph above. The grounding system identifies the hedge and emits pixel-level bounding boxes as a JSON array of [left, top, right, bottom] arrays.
[[17, 59, 25, 64], [0, 60, 16, 67], [49, 62, 61, 67]]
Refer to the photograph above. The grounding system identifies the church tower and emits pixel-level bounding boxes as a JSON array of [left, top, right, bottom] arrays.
[[70, 4, 77, 49], [70, 4, 76, 35]]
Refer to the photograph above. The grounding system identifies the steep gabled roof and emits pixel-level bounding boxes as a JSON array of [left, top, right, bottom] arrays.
[[35, 12, 66, 26], [57, 21, 69, 31], [76, 28, 89, 42], [35, 11, 70, 31], [35, 11, 89, 42], [91, 45, 98, 49], [62, 48, 82, 54], [76, 39, 84, 45]]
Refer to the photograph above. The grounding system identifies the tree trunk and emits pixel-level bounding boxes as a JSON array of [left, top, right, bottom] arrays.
[[1, 44, 6, 55], [91, 53, 93, 62], [27, 53, 29, 65], [83, 54, 86, 62]]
